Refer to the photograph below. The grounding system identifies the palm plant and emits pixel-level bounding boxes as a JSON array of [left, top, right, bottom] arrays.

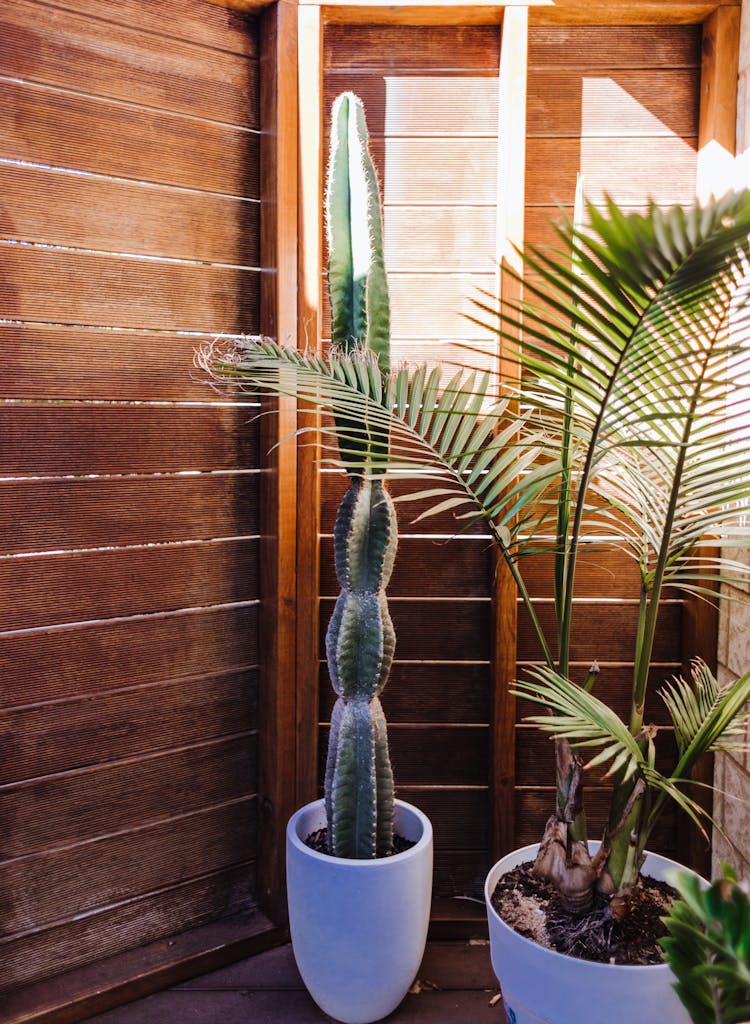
[[207, 184, 750, 923]]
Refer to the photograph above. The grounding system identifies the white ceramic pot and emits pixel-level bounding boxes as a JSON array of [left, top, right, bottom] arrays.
[[485, 842, 693, 1024], [286, 798, 433, 1024]]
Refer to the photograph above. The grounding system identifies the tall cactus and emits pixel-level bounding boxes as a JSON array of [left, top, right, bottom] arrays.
[[323, 93, 397, 858]]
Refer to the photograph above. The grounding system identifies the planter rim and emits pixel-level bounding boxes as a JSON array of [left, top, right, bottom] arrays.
[[287, 797, 432, 869], [485, 841, 696, 974]]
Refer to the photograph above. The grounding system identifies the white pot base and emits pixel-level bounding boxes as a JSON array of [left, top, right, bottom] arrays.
[[485, 843, 694, 1024], [286, 799, 433, 1024]]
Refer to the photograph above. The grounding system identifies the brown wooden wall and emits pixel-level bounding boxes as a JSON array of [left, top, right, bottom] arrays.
[[0, 0, 262, 995], [317, 18, 703, 900]]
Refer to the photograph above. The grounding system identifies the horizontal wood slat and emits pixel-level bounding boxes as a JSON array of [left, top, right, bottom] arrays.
[[527, 69, 699, 138], [0, 325, 245, 403], [1, 405, 259, 477], [0, 80, 260, 196], [1, 863, 256, 993], [0, 540, 259, 632], [380, 207, 496, 272], [0, 473, 259, 556], [325, 24, 501, 69], [400, 789, 490, 850], [0, 164, 260, 266], [1, 797, 258, 935], [319, 597, 492, 661], [320, 536, 493, 597], [322, 273, 494, 339], [517, 600, 682, 663], [0, 244, 260, 333], [54, 0, 259, 55], [1, 669, 259, 782], [431, 850, 492, 899], [0, 604, 259, 707], [323, 74, 499, 136], [525, 136, 698, 206], [1, 0, 260, 127], [320, 725, 489, 786], [527, 25, 701, 69], [2, 733, 258, 859]]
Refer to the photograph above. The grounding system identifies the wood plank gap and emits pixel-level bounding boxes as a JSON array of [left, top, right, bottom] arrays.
[[0, 730, 259, 792], [0, 599, 260, 641], [0, 72, 262, 135], [21, 0, 262, 60], [0, 794, 259, 868], [0, 237, 261, 274], [0, 663, 260, 715]]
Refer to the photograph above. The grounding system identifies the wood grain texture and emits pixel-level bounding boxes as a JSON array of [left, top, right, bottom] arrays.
[[296, 1, 324, 811], [527, 69, 700, 138], [320, 536, 493, 597], [323, 74, 499, 136], [0, 541, 259, 632], [319, 724, 489, 786], [0, 244, 260, 333], [1, 669, 258, 782], [256, 0, 300, 924], [527, 24, 701, 68], [380, 207, 496, 273], [324, 24, 500, 69], [0, 164, 260, 266], [54, 0, 260, 54], [1, 0, 260, 127], [528, 4, 730, 27], [1, 405, 259, 476], [322, 272, 495, 338], [2, 733, 258, 859], [517, 600, 682, 663], [2, 864, 256, 993], [1, 797, 258, 934], [0, 473, 259, 556], [319, 597, 492, 661], [525, 136, 698, 207], [321, 662, 492, 724], [4, 912, 281, 1024], [0, 325, 243, 403], [0, 81, 260, 196], [0, 604, 259, 707]]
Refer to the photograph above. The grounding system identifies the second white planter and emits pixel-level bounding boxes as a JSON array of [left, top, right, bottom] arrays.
[[485, 843, 693, 1024], [286, 798, 433, 1024]]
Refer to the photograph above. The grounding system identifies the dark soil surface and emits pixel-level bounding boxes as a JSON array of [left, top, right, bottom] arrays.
[[491, 861, 676, 966], [305, 828, 416, 857]]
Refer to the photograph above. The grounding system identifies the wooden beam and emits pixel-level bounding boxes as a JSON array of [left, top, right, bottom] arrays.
[[296, 2, 324, 810], [257, 0, 300, 925], [5, 914, 285, 1024], [697, 4, 741, 199], [491, 6, 528, 862]]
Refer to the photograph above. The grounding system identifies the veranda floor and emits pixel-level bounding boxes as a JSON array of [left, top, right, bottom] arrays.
[[81, 941, 503, 1023]]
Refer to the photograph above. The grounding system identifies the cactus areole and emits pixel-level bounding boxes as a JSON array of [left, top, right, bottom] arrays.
[[324, 93, 397, 858]]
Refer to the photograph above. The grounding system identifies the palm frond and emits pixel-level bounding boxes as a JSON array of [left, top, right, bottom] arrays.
[[662, 660, 750, 765]]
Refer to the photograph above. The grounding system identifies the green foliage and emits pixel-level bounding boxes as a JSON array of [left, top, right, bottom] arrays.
[[209, 175, 750, 890], [661, 864, 750, 1024]]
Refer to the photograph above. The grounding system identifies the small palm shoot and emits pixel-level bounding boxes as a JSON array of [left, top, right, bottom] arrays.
[[208, 158, 750, 918]]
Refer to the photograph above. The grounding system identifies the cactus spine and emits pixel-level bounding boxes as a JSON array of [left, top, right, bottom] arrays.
[[324, 93, 397, 858]]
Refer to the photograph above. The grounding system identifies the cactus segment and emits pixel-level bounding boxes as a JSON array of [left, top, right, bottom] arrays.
[[323, 94, 397, 859], [372, 697, 395, 856], [333, 479, 398, 594], [330, 699, 377, 858], [326, 93, 390, 370]]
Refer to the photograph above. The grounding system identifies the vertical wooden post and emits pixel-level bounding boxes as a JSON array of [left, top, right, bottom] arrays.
[[491, 5, 528, 861], [697, 5, 740, 201], [258, 0, 299, 923], [296, 3, 325, 808]]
